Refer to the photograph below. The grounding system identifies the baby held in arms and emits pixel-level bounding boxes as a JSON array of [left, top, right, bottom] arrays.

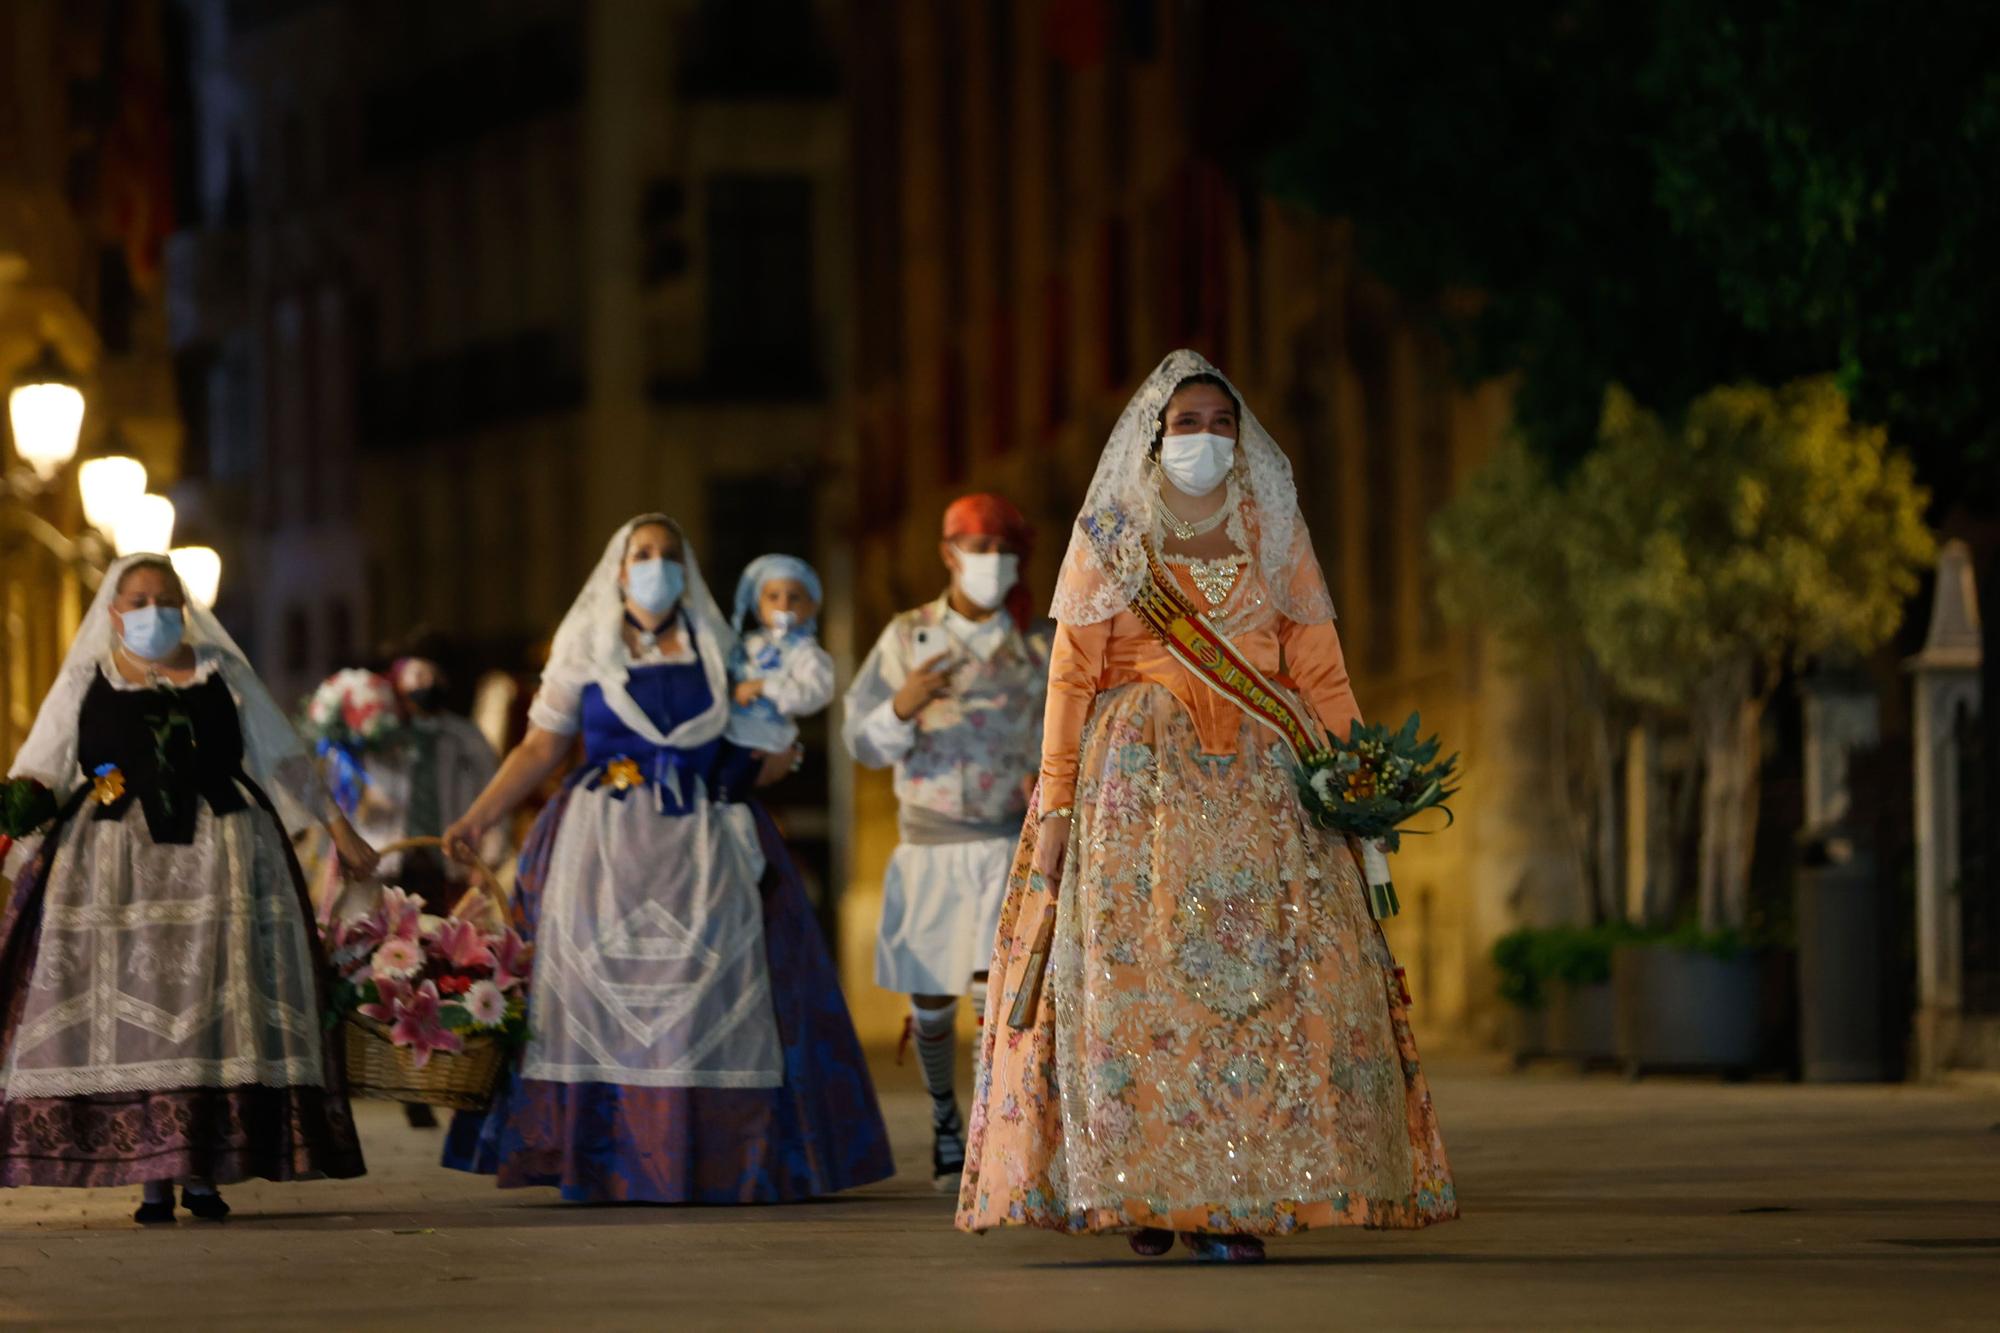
[[725, 554, 836, 754]]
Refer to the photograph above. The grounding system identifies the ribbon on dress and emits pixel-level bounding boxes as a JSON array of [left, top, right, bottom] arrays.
[[316, 739, 370, 816]]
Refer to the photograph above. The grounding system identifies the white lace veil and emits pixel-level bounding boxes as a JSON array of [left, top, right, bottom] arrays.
[[1050, 348, 1337, 627], [540, 515, 737, 749], [8, 552, 319, 833]]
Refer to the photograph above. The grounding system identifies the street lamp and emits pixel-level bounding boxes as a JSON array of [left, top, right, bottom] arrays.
[[168, 545, 221, 609], [9, 346, 85, 482], [112, 493, 175, 556], [78, 455, 147, 533]]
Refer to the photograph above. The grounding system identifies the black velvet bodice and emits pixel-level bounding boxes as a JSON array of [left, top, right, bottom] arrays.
[[76, 668, 251, 844]]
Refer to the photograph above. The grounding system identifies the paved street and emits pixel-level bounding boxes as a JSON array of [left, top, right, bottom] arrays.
[[3, 1057, 1997, 1330]]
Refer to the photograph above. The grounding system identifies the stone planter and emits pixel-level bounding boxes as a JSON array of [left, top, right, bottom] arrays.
[[1546, 980, 1618, 1065], [1505, 1003, 1546, 1069], [1613, 942, 1762, 1078], [1796, 842, 1889, 1081]]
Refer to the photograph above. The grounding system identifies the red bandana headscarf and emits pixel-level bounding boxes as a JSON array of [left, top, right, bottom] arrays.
[[942, 492, 1034, 629]]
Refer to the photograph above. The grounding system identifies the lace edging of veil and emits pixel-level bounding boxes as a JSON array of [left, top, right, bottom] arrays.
[[1048, 348, 1336, 628]]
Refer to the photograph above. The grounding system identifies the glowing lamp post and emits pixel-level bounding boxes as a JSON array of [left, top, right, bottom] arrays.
[[78, 455, 148, 533], [112, 493, 175, 556], [9, 347, 85, 482], [168, 545, 222, 609]]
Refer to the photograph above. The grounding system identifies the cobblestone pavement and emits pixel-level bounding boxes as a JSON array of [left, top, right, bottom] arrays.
[[3, 1059, 1997, 1330]]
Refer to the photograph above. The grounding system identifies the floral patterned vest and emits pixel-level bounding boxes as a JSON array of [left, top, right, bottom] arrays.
[[893, 602, 1051, 834]]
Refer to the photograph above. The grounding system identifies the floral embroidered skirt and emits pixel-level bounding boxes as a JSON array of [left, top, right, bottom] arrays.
[[957, 683, 1458, 1236]]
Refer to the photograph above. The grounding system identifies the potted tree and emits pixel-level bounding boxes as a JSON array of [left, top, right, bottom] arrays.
[[1491, 928, 1548, 1068], [1568, 380, 1931, 1076]]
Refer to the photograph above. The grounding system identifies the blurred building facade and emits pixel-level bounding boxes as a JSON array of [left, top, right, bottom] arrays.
[[168, 0, 848, 894], [833, 0, 1567, 1045], [170, 0, 844, 688], [0, 0, 184, 766]]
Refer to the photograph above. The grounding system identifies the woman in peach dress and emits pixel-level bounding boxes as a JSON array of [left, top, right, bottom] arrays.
[[955, 350, 1457, 1262]]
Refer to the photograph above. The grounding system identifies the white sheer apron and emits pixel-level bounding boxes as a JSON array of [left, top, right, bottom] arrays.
[[1, 794, 325, 1099], [520, 782, 783, 1089]]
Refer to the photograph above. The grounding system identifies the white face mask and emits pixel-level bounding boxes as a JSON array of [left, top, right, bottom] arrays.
[[954, 551, 1019, 613], [1158, 431, 1236, 497]]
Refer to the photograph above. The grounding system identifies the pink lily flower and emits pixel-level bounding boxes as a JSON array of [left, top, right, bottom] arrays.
[[326, 917, 382, 973], [431, 917, 495, 972], [357, 975, 411, 1025], [377, 886, 425, 944], [491, 929, 533, 993], [388, 979, 464, 1069]]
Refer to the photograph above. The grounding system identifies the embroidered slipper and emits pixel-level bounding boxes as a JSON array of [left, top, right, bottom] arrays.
[[1179, 1232, 1265, 1263]]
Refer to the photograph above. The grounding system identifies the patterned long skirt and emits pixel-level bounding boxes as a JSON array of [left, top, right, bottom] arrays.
[[442, 793, 895, 1203], [957, 683, 1458, 1236], [0, 799, 365, 1188]]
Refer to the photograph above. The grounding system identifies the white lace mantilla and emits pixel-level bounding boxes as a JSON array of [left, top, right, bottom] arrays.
[[1051, 349, 1336, 629], [0, 797, 326, 1099]]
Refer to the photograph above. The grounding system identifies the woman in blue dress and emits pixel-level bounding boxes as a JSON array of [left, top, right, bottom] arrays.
[[439, 515, 892, 1202]]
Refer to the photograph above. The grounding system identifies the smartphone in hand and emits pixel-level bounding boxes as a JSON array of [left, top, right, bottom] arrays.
[[911, 625, 950, 664]]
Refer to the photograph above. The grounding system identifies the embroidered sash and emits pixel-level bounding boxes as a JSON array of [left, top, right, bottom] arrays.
[[1129, 540, 1325, 764], [1130, 541, 1401, 922]]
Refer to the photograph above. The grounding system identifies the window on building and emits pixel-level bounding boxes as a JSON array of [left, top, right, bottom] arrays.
[[704, 174, 816, 395], [852, 2, 904, 388], [705, 471, 816, 618], [1120, 0, 1159, 61], [1042, 57, 1069, 260], [327, 598, 354, 667], [681, 0, 837, 100], [641, 177, 690, 287], [940, 347, 968, 483], [1101, 217, 1131, 388], [283, 605, 311, 675], [97, 247, 136, 353], [987, 0, 1016, 311]]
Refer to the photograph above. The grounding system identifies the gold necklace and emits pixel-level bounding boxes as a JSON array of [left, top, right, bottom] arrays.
[[1152, 468, 1234, 540]]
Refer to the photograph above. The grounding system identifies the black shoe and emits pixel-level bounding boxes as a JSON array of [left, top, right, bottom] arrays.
[[931, 1104, 966, 1191], [181, 1188, 230, 1222], [404, 1103, 439, 1129], [133, 1199, 175, 1225]]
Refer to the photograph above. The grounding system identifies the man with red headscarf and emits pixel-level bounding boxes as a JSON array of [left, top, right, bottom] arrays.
[[842, 493, 1050, 1190]]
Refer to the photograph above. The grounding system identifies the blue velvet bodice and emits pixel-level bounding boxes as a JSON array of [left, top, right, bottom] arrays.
[[574, 660, 759, 812]]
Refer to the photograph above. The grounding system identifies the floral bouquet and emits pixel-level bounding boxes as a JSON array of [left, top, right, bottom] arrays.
[[1297, 712, 1459, 920], [301, 669, 405, 815], [0, 777, 60, 877], [324, 887, 530, 1106], [0, 777, 58, 840]]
